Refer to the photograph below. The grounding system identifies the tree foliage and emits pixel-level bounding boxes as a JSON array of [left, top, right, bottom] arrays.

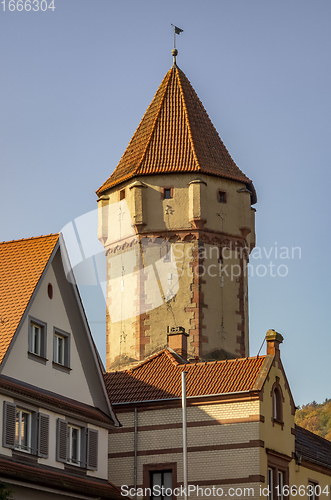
[[295, 398, 331, 441], [0, 482, 13, 500]]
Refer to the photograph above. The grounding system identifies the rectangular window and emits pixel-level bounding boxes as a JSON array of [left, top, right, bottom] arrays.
[[119, 189, 126, 200], [268, 468, 274, 500], [278, 471, 284, 500], [308, 482, 319, 500], [56, 418, 98, 470], [218, 190, 227, 203], [161, 187, 173, 200], [151, 470, 172, 500], [15, 408, 31, 452], [53, 328, 70, 368], [3, 402, 49, 457], [55, 334, 65, 365], [68, 424, 81, 466], [28, 318, 47, 359], [31, 324, 41, 355]]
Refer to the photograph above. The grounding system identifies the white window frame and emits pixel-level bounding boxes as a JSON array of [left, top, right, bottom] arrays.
[[268, 467, 274, 500], [28, 317, 47, 359], [68, 424, 81, 466], [53, 328, 70, 368]]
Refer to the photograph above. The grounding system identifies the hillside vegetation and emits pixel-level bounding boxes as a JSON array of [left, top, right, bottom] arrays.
[[295, 399, 331, 441]]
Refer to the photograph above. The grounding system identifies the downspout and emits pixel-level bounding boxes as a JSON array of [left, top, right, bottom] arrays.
[[134, 407, 138, 500], [182, 372, 188, 500]]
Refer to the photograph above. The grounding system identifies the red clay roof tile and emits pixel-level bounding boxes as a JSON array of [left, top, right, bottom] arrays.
[[96, 66, 256, 203], [0, 234, 59, 363], [104, 349, 266, 404]]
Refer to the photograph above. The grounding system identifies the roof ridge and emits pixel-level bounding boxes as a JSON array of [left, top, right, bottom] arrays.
[[175, 67, 201, 171], [135, 69, 172, 176], [0, 233, 59, 245], [126, 348, 172, 373]]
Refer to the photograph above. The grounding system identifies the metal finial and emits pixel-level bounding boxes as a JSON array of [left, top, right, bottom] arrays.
[[172, 48, 178, 67]]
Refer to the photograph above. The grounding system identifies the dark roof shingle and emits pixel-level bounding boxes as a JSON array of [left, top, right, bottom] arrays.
[[295, 424, 331, 469], [0, 457, 124, 500]]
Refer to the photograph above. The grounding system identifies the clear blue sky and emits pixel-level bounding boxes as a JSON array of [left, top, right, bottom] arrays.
[[1, 0, 330, 407]]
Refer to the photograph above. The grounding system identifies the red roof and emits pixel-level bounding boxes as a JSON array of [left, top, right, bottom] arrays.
[[97, 66, 256, 203], [0, 234, 59, 363], [104, 349, 267, 404], [0, 457, 124, 499]]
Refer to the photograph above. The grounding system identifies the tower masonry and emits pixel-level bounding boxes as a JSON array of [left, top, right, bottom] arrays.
[[97, 57, 257, 371]]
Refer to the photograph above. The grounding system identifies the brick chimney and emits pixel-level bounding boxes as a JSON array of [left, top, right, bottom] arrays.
[[167, 327, 189, 359], [266, 329, 284, 361]]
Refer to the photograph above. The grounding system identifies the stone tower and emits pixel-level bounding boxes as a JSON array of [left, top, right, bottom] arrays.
[[97, 55, 257, 371]]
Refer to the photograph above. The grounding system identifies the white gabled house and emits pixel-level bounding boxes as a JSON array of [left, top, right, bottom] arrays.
[[0, 233, 123, 500]]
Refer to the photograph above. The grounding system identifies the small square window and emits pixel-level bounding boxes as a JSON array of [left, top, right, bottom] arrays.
[[28, 318, 47, 359], [119, 189, 125, 200], [218, 190, 227, 203], [53, 328, 70, 368], [162, 187, 173, 200]]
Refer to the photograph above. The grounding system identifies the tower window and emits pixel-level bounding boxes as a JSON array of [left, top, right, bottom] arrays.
[[161, 187, 173, 200], [119, 189, 125, 200], [217, 190, 227, 203]]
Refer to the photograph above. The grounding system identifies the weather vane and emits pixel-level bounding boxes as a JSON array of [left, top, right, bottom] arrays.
[[171, 24, 184, 49], [171, 25, 183, 66]]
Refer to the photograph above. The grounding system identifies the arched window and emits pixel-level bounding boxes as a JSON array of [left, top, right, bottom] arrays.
[[273, 388, 282, 421], [271, 378, 284, 425]]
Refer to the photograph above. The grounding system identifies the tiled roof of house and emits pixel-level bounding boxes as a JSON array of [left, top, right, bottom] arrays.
[[0, 375, 115, 426], [295, 424, 331, 470], [104, 349, 267, 404], [97, 66, 256, 203], [0, 457, 124, 500], [0, 234, 59, 363]]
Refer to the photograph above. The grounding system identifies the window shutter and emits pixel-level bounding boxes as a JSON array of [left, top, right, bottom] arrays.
[[3, 402, 16, 449], [56, 418, 67, 463], [38, 413, 49, 458], [86, 428, 98, 470], [80, 427, 87, 468]]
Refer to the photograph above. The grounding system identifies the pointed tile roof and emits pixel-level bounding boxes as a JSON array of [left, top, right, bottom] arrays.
[[103, 349, 268, 404], [97, 66, 256, 203], [0, 234, 59, 363]]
